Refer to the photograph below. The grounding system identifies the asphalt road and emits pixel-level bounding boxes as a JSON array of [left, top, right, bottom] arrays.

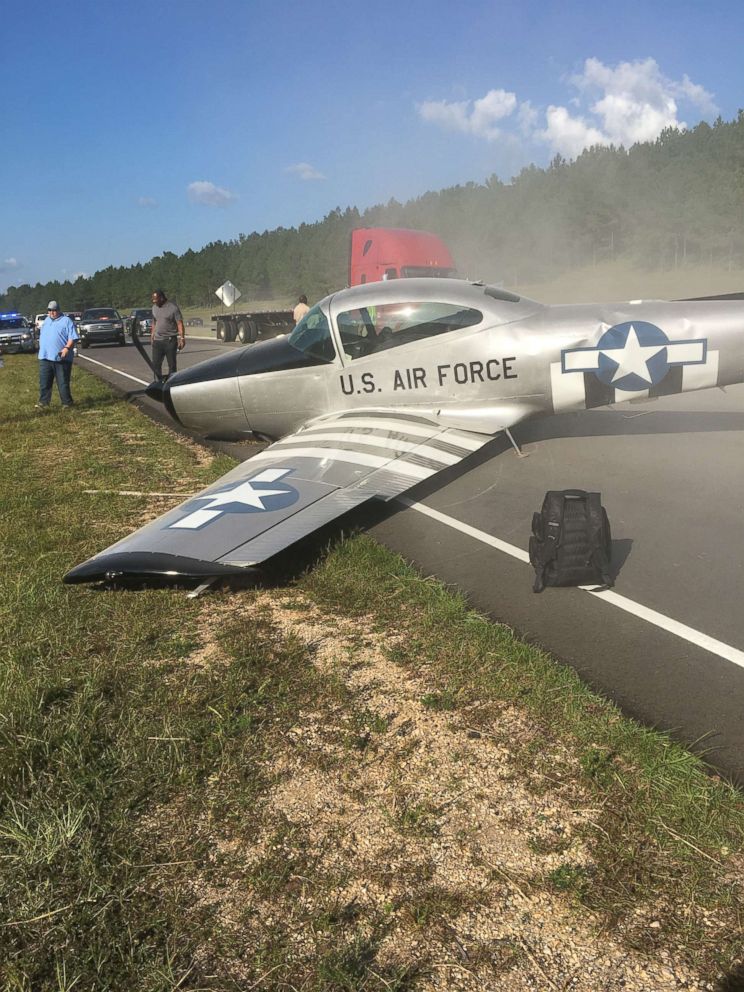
[[76, 336, 744, 782]]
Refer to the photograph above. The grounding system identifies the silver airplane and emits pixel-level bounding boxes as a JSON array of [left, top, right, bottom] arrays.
[[65, 278, 744, 584]]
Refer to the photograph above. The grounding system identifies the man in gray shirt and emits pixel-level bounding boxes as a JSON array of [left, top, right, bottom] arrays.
[[150, 288, 185, 382]]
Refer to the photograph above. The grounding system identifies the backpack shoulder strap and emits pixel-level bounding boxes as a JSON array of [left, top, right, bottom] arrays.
[[584, 492, 613, 587], [532, 492, 566, 592]]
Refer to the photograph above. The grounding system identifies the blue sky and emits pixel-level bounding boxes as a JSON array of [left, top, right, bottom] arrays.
[[2, 0, 743, 292]]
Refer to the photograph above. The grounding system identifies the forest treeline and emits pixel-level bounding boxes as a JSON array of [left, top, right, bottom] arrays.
[[4, 112, 744, 315]]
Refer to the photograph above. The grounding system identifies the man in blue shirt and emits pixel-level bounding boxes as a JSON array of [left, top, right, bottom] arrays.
[[37, 301, 79, 409]]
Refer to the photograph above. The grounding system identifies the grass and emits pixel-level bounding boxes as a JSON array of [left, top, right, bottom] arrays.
[[2, 355, 744, 989]]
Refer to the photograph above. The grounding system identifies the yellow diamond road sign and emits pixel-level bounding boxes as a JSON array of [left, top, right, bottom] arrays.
[[215, 281, 242, 307]]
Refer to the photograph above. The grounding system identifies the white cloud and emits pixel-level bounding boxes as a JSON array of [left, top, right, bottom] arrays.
[[418, 88, 519, 141], [187, 180, 237, 206], [418, 58, 717, 162], [0, 257, 19, 272], [137, 196, 158, 208], [577, 57, 681, 144], [418, 98, 471, 131], [284, 162, 326, 181], [470, 90, 518, 139], [551, 57, 720, 151], [538, 106, 607, 158], [674, 74, 718, 116], [517, 100, 539, 135]]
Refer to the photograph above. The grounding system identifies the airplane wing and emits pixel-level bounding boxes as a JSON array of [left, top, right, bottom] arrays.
[[64, 410, 493, 583]]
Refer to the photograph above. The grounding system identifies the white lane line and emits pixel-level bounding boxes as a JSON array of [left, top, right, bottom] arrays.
[[400, 498, 531, 563], [399, 497, 744, 669], [77, 353, 149, 386]]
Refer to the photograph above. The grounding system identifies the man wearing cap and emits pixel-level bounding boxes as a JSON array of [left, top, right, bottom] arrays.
[[150, 288, 185, 382], [36, 302, 79, 409]]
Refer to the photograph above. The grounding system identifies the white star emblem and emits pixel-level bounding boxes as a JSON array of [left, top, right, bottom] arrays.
[[169, 468, 294, 529], [198, 479, 289, 510], [598, 325, 665, 385]]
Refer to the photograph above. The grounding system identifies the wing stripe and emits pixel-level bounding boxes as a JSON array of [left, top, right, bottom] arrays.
[[249, 444, 432, 480], [304, 416, 485, 450], [278, 430, 462, 465], [301, 420, 482, 456], [271, 437, 450, 473]]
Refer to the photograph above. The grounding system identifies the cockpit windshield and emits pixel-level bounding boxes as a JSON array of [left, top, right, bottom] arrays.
[[336, 300, 483, 360], [287, 305, 335, 362]]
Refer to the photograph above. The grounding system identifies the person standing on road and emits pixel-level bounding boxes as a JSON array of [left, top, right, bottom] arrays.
[[150, 289, 185, 382], [36, 301, 78, 409], [293, 294, 310, 324]]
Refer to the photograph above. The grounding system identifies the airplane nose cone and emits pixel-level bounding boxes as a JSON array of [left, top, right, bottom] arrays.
[[145, 379, 165, 402], [144, 378, 181, 424]]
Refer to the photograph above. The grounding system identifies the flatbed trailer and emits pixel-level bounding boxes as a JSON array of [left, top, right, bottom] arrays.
[[212, 310, 294, 344]]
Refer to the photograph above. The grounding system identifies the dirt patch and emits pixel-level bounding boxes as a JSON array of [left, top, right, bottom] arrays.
[[159, 423, 217, 468], [186, 592, 707, 990]]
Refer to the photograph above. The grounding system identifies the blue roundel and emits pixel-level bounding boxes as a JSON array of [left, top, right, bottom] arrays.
[[595, 321, 670, 390]]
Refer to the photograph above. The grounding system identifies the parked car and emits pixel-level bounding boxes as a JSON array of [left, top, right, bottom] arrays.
[[78, 308, 126, 348], [126, 307, 154, 340], [35, 313, 47, 333], [0, 313, 37, 354], [185, 316, 204, 326], [66, 311, 82, 325]]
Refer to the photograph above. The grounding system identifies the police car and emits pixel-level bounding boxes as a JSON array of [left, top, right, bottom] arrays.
[[0, 313, 37, 354]]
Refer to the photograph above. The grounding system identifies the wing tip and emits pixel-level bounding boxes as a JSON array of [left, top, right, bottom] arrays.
[[64, 552, 255, 585]]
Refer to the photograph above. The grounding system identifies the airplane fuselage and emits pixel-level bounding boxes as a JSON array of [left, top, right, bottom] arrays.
[[160, 279, 744, 442]]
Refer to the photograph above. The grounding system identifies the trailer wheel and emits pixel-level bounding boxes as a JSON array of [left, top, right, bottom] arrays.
[[236, 319, 251, 344], [216, 320, 232, 342]]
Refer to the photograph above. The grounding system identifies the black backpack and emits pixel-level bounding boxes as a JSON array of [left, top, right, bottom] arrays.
[[529, 490, 613, 593]]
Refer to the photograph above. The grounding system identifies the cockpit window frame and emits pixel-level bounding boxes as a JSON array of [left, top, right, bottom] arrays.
[[286, 304, 337, 364], [333, 299, 484, 362]]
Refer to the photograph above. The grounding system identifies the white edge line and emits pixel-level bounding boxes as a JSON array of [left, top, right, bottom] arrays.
[[401, 498, 531, 563], [77, 353, 149, 386], [399, 497, 744, 670]]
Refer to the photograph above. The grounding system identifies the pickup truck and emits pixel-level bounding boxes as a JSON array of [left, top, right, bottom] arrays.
[[126, 308, 154, 340], [0, 313, 37, 353]]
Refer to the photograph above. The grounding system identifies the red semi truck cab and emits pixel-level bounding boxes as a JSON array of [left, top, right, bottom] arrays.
[[349, 227, 457, 286]]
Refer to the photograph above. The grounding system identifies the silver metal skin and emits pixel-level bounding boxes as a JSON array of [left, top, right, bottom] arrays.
[[65, 279, 744, 583], [167, 279, 743, 439]]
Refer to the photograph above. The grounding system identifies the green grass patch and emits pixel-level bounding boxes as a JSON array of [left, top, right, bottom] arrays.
[[419, 689, 458, 712]]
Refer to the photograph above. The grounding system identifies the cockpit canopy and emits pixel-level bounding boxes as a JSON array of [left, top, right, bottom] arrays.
[[287, 279, 541, 364]]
